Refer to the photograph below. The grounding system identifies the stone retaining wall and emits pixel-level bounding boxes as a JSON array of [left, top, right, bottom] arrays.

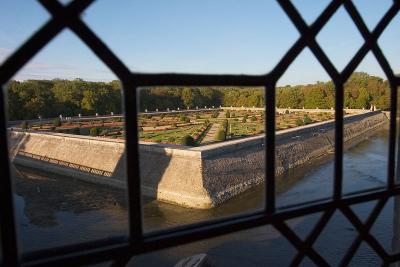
[[8, 111, 388, 209]]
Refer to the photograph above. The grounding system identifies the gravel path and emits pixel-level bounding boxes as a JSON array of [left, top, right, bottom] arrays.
[[201, 112, 226, 144]]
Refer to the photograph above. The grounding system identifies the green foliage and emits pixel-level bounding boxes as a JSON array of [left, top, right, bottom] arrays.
[[295, 118, 304, 126], [215, 129, 226, 141], [53, 118, 61, 127], [303, 115, 312, 125], [90, 127, 99, 136], [6, 79, 123, 120], [179, 116, 190, 123], [222, 119, 228, 129], [21, 121, 29, 130], [5, 73, 390, 121], [180, 135, 196, 146]]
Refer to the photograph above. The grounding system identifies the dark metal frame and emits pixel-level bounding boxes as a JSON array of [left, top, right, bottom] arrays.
[[0, 0, 399, 266]]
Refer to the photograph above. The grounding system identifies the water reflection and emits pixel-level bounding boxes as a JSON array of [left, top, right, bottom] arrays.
[[13, 127, 400, 265]]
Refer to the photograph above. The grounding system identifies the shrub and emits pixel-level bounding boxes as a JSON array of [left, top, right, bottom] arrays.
[[222, 119, 228, 129], [71, 127, 80, 135], [21, 121, 29, 130], [180, 116, 190, 122], [250, 115, 257, 121], [225, 111, 230, 118], [53, 118, 61, 127], [90, 127, 99, 136], [303, 115, 312, 125], [167, 137, 176, 143], [215, 129, 226, 141], [100, 129, 109, 136], [180, 135, 196, 146], [295, 118, 304, 126], [154, 136, 163, 142]]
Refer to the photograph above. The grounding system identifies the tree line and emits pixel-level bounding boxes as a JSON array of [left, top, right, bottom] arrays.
[[6, 72, 390, 120]]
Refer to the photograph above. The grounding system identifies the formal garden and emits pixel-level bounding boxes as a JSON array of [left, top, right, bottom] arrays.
[[19, 109, 337, 146]]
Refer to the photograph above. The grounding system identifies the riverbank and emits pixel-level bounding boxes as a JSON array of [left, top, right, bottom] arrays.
[[13, 127, 395, 267], [8, 111, 388, 209]]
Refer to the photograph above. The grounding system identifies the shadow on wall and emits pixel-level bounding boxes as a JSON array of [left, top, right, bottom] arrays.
[[8, 131, 173, 206]]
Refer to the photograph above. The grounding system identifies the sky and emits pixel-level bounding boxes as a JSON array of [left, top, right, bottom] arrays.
[[0, 0, 398, 86]]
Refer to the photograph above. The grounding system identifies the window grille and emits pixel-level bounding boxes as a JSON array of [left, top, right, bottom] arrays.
[[0, 0, 399, 266]]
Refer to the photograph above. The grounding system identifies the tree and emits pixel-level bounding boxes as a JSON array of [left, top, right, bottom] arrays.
[[180, 135, 196, 146], [355, 88, 370, 109]]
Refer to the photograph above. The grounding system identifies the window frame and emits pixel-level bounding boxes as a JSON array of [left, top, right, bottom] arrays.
[[1, 0, 400, 266]]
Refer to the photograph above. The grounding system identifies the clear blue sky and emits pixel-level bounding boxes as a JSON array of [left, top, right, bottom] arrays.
[[0, 0, 398, 86]]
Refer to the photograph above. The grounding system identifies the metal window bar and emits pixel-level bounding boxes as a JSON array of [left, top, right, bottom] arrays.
[[0, 0, 399, 266]]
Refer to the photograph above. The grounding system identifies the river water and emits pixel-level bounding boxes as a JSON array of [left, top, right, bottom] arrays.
[[11, 126, 400, 266]]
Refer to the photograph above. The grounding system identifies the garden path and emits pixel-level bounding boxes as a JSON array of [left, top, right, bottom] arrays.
[[200, 112, 225, 144]]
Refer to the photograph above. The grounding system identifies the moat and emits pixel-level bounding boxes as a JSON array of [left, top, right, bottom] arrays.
[[12, 126, 397, 266]]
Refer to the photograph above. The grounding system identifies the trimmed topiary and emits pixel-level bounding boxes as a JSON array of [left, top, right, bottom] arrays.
[[21, 121, 29, 130], [180, 135, 196, 146], [215, 129, 226, 141], [90, 127, 99, 136], [295, 118, 304, 126], [53, 117, 61, 127], [303, 115, 312, 125]]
